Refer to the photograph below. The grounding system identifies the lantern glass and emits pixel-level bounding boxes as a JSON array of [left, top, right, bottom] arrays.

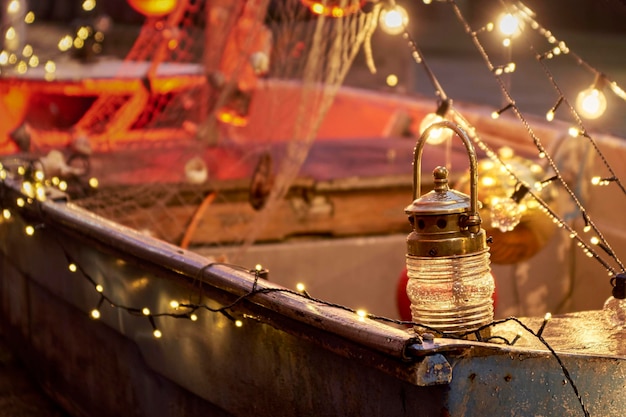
[[406, 250, 494, 334]]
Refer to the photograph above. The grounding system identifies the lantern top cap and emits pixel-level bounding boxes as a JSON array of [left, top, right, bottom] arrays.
[[405, 166, 470, 216]]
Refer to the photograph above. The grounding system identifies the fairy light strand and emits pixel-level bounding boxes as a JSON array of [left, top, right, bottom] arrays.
[[452, 110, 617, 274], [0, 163, 589, 416], [512, 1, 626, 103], [397, 5, 620, 275], [447, 0, 625, 273], [529, 45, 626, 196], [509, 0, 626, 197]]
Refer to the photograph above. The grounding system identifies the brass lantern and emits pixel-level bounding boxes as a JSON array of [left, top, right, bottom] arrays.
[[405, 121, 495, 336]]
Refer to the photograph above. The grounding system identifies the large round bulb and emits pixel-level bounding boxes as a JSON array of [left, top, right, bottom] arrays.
[[498, 13, 521, 37], [576, 88, 607, 119], [379, 5, 408, 35], [604, 296, 626, 329], [418, 113, 452, 145]]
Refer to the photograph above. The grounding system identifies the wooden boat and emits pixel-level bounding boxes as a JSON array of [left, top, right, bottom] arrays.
[[0, 1, 625, 416]]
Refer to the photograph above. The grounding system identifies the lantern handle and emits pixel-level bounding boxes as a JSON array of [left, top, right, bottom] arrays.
[[413, 121, 481, 232]]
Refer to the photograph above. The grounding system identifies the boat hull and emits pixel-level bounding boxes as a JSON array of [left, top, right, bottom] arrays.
[[1, 180, 626, 416]]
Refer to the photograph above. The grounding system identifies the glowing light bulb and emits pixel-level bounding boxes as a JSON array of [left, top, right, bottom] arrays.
[[568, 126, 581, 137], [142, 307, 151, 316], [190, 314, 198, 321], [576, 87, 607, 119], [490, 197, 522, 232], [235, 320, 243, 327], [379, 5, 408, 35], [386, 74, 398, 87], [5, 27, 16, 41], [419, 113, 453, 145], [82, 0, 96, 12], [77, 26, 90, 40], [310, 2, 325, 15], [170, 300, 180, 309], [44, 60, 56, 73], [498, 13, 521, 37], [90, 309, 101, 319], [58, 35, 73, 51], [7, 0, 20, 14], [68, 263, 78, 272], [24, 225, 34, 236], [22, 44, 32, 57], [153, 329, 162, 338], [95, 284, 104, 292], [604, 273, 626, 330]]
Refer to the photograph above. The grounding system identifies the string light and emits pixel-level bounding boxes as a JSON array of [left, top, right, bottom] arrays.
[[591, 176, 616, 186], [403, 0, 623, 274], [568, 126, 582, 137], [149, 316, 162, 338], [491, 102, 514, 119], [471, 22, 494, 36], [419, 99, 453, 145], [545, 96, 563, 121], [536, 312, 552, 337], [356, 309, 368, 322], [492, 62, 516, 75], [91, 295, 105, 319], [379, 4, 408, 35], [0, 4, 600, 412], [296, 282, 311, 297], [513, 2, 625, 121], [576, 73, 608, 120], [445, 1, 625, 276], [385, 73, 398, 87], [301, 0, 364, 17], [0, 163, 593, 416]]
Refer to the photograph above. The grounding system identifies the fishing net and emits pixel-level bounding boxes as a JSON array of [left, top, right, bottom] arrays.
[[45, 0, 380, 259]]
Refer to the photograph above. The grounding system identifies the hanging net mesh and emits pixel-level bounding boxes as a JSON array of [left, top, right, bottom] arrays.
[[51, 0, 379, 259]]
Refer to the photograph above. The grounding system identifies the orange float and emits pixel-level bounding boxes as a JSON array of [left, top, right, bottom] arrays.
[[126, 0, 178, 17]]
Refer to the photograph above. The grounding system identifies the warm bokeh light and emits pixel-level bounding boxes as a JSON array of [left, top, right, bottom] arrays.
[[576, 87, 607, 119], [419, 113, 452, 145], [7, 0, 20, 14], [82, 0, 97, 12], [379, 5, 408, 35], [127, 0, 178, 17], [498, 13, 521, 37], [386, 74, 398, 87]]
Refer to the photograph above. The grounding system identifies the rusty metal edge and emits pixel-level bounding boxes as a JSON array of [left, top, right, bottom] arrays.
[[3, 178, 434, 360]]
